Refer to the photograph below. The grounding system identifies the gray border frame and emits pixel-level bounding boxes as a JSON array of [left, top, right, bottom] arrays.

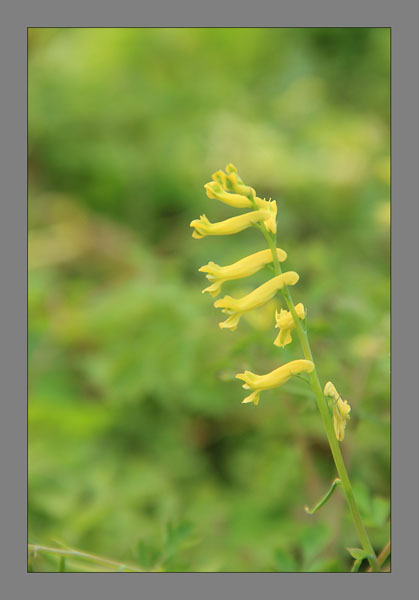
[[1, 1, 417, 597]]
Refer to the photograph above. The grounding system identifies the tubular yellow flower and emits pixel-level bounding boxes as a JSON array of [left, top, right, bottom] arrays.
[[213, 271, 299, 331], [204, 181, 253, 209], [324, 381, 351, 442], [236, 359, 315, 405], [199, 248, 287, 297], [274, 302, 307, 347], [190, 210, 271, 239]]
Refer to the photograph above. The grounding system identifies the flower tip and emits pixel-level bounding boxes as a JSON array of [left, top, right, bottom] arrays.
[[324, 381, 336, 397]]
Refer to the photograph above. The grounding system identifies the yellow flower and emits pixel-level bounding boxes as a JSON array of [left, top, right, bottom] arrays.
[[212, 164, 257, 199], [213, 271, 299, 331], [236, 359, 315, 405], [204, 181, 253, 209], [274, 302, 307, 347], [254, 198, 277, 234], [202, 164, 278, 233], [199, 248, 287, 297], [324, 381, 351, 442], [190, 210, 270, 239]]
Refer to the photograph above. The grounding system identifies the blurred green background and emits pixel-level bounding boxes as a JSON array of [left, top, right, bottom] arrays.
[[28, 28, 390, 572]]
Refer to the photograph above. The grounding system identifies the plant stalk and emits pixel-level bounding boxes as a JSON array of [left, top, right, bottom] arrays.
[[262, 227, 380, 572]]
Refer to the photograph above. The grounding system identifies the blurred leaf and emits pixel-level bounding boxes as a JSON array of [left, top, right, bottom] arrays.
[[58, 556, 66, 572], [164, 521, 194, 560], [300, 522, 330, 568], [273, 548, 299, 573], [371, 496, 390, 528], [136, 541, 162, 571], [346, 547, 372, 560]]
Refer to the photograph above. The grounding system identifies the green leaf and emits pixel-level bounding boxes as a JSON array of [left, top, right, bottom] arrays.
[[301, 522, 330, 567], [346, 547, 372, 560], [274, 548, 299, 572], [58, 556, 66, 572], [164, 521, 194, 561], [136, 541, 161, 570], [371, 496, 390, 528]]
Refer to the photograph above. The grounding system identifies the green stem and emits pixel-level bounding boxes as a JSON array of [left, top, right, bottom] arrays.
[[262, 228, 380, 572], [27, 544, 147, 572], [351, 558, 363, 573]]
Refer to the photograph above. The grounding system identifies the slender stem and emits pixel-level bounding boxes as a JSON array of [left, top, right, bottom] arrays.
[[351, 558, 363, 573], [368, 540, 390, 572], [261, 227, 380, 572], [27, 544, 146, 572]]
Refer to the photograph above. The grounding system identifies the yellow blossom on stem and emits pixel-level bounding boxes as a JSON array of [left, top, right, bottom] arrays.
[[254, 198, 277, 234], [213, 271, 299, 331], [274, 302, 307, 347], [204, 181, 254, 209], [199, 248, 287, 297], [236, 359, 315, 405], [324, 381, 351, 442], [203, 164, 278, 233], [190, 210, 270, 239], [212, 164, 257, 199]]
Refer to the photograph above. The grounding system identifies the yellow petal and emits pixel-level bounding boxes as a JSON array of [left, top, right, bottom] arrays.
[[255, 198, 277, 234], [273, 303, 306, 347], [241, 390, 261, 405], [324, 381, 338, 399], [273, 328, 293, 347], [237, 359, 315, 404], [199, 248, 287, 297], [214, 272, 299, 330], [210, 165, 256, 199], [204, 181, 253, 208], [190, 210, 271, 238]]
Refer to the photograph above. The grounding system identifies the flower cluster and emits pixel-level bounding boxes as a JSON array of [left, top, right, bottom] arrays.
[[191, 164, 315, 406]]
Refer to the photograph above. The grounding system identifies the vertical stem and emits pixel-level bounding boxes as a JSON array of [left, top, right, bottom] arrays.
[[262, 228, 380, 572]]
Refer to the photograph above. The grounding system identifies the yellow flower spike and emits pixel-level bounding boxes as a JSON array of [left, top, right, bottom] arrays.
[[204, 181, 253, 209], [204, 164, 278, 232], [324, 381, 351, 442], [190, 210, 270, 239], [199, 248, 288, 297], [274, 302, 307, 347], [236, 359, 315, 405], [213, 271, 299, 331]]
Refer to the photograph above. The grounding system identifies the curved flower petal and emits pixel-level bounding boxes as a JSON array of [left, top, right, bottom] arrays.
[[214, 272, 299, 330], [236, 359, 315, 405], [199, 248, 287, 297], [204, 181, 253, 208], [190, 210, 270, 239]]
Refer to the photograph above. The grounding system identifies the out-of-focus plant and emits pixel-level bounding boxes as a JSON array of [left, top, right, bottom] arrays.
[[191, 164, 389, 572]]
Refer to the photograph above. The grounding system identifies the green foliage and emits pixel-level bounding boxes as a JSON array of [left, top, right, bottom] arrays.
[[346, 547, 372, 560], [28, 28, 389, 572]]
